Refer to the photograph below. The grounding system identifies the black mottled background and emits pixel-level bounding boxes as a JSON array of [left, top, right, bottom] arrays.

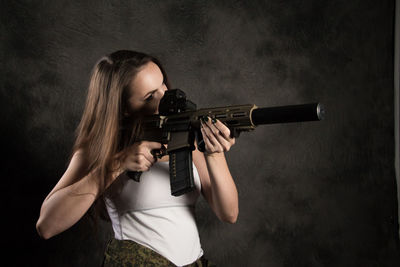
[[1, 0, 399, 266]]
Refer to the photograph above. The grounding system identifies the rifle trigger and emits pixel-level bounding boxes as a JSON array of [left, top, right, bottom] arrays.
[[152, 145, 168, 159]]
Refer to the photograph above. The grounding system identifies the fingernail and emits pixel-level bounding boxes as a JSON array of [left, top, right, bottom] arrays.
[[205, 116, 210, 122], [211, 118, 217, 124]]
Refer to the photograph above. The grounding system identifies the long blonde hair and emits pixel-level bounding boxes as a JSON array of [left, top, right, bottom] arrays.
[[71, 50, 170, 216]]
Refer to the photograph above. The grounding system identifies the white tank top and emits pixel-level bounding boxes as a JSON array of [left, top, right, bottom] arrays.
[[104, 160, 203, 266]]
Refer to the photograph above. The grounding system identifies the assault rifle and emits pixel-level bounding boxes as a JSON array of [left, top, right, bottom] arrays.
[[126, 89, 324, 196]]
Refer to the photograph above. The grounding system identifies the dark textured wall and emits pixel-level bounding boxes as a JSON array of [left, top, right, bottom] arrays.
[[1, 0, 399, 266]]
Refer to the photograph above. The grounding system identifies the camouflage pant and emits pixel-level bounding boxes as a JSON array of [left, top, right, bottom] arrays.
[[102, 238, 217, 267]]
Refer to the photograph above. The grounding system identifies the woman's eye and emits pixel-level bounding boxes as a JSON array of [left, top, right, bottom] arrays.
[[145, 94, 154, 101]]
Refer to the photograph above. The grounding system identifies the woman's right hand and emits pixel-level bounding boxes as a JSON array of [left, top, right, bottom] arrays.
[[120, 141, 163, 172]]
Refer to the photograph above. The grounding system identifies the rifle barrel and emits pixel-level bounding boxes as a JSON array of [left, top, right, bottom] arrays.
[[251, 103, 325, 126]]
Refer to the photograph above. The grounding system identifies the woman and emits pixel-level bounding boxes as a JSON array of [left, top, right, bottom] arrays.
[[36, 50, 238, 266]]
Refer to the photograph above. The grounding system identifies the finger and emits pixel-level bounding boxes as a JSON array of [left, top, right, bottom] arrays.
[[136, 151, 155, 164], [145, 141, 165, 160], [145, 141, 163, 150], [200, 126, 216, 152], [204, 118, 230, 142], [128, 158, 151, 172], [139, 157, 152, 171], [204, 124, 231, 152], [138, 142, 160, 161], [143, 161, 152, 171], [204, 120, 230, 147], [211, 120, 236, 147], [201, 122, 223, 152], [213, 132, 232, 151], [204, 117, 220, 136], [211, 119, 232, 140], [201, 121, 218, 146], [135, 162, 151, 172], [133, 153, 153, 166]]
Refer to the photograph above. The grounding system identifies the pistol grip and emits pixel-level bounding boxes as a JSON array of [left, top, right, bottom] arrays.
[[126, 171, 142, 182], [126, 145, 167, 182]]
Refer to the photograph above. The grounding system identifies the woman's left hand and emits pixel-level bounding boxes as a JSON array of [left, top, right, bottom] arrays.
[[200, 116, 236, 155]]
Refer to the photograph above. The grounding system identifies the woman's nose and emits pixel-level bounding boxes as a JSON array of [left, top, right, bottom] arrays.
[[155, 88, 167, 114], [160, 88, 166, 98], [155, 100, 162, 114]]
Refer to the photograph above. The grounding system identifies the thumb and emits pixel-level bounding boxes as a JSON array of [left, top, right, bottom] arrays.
[[144, 141, 163, 150]]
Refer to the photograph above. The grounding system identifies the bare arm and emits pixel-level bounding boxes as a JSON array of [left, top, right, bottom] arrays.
[[36, 141, 161, 240], [193, 149, 239, 223], [193, 118, 239, 223], [36, 150, 122, 239]]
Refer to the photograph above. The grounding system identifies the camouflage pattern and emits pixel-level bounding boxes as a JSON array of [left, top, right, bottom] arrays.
[[102, 238, 217, 267]]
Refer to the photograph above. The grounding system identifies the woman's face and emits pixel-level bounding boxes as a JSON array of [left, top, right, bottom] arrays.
[[127, 61, 167, 115]]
